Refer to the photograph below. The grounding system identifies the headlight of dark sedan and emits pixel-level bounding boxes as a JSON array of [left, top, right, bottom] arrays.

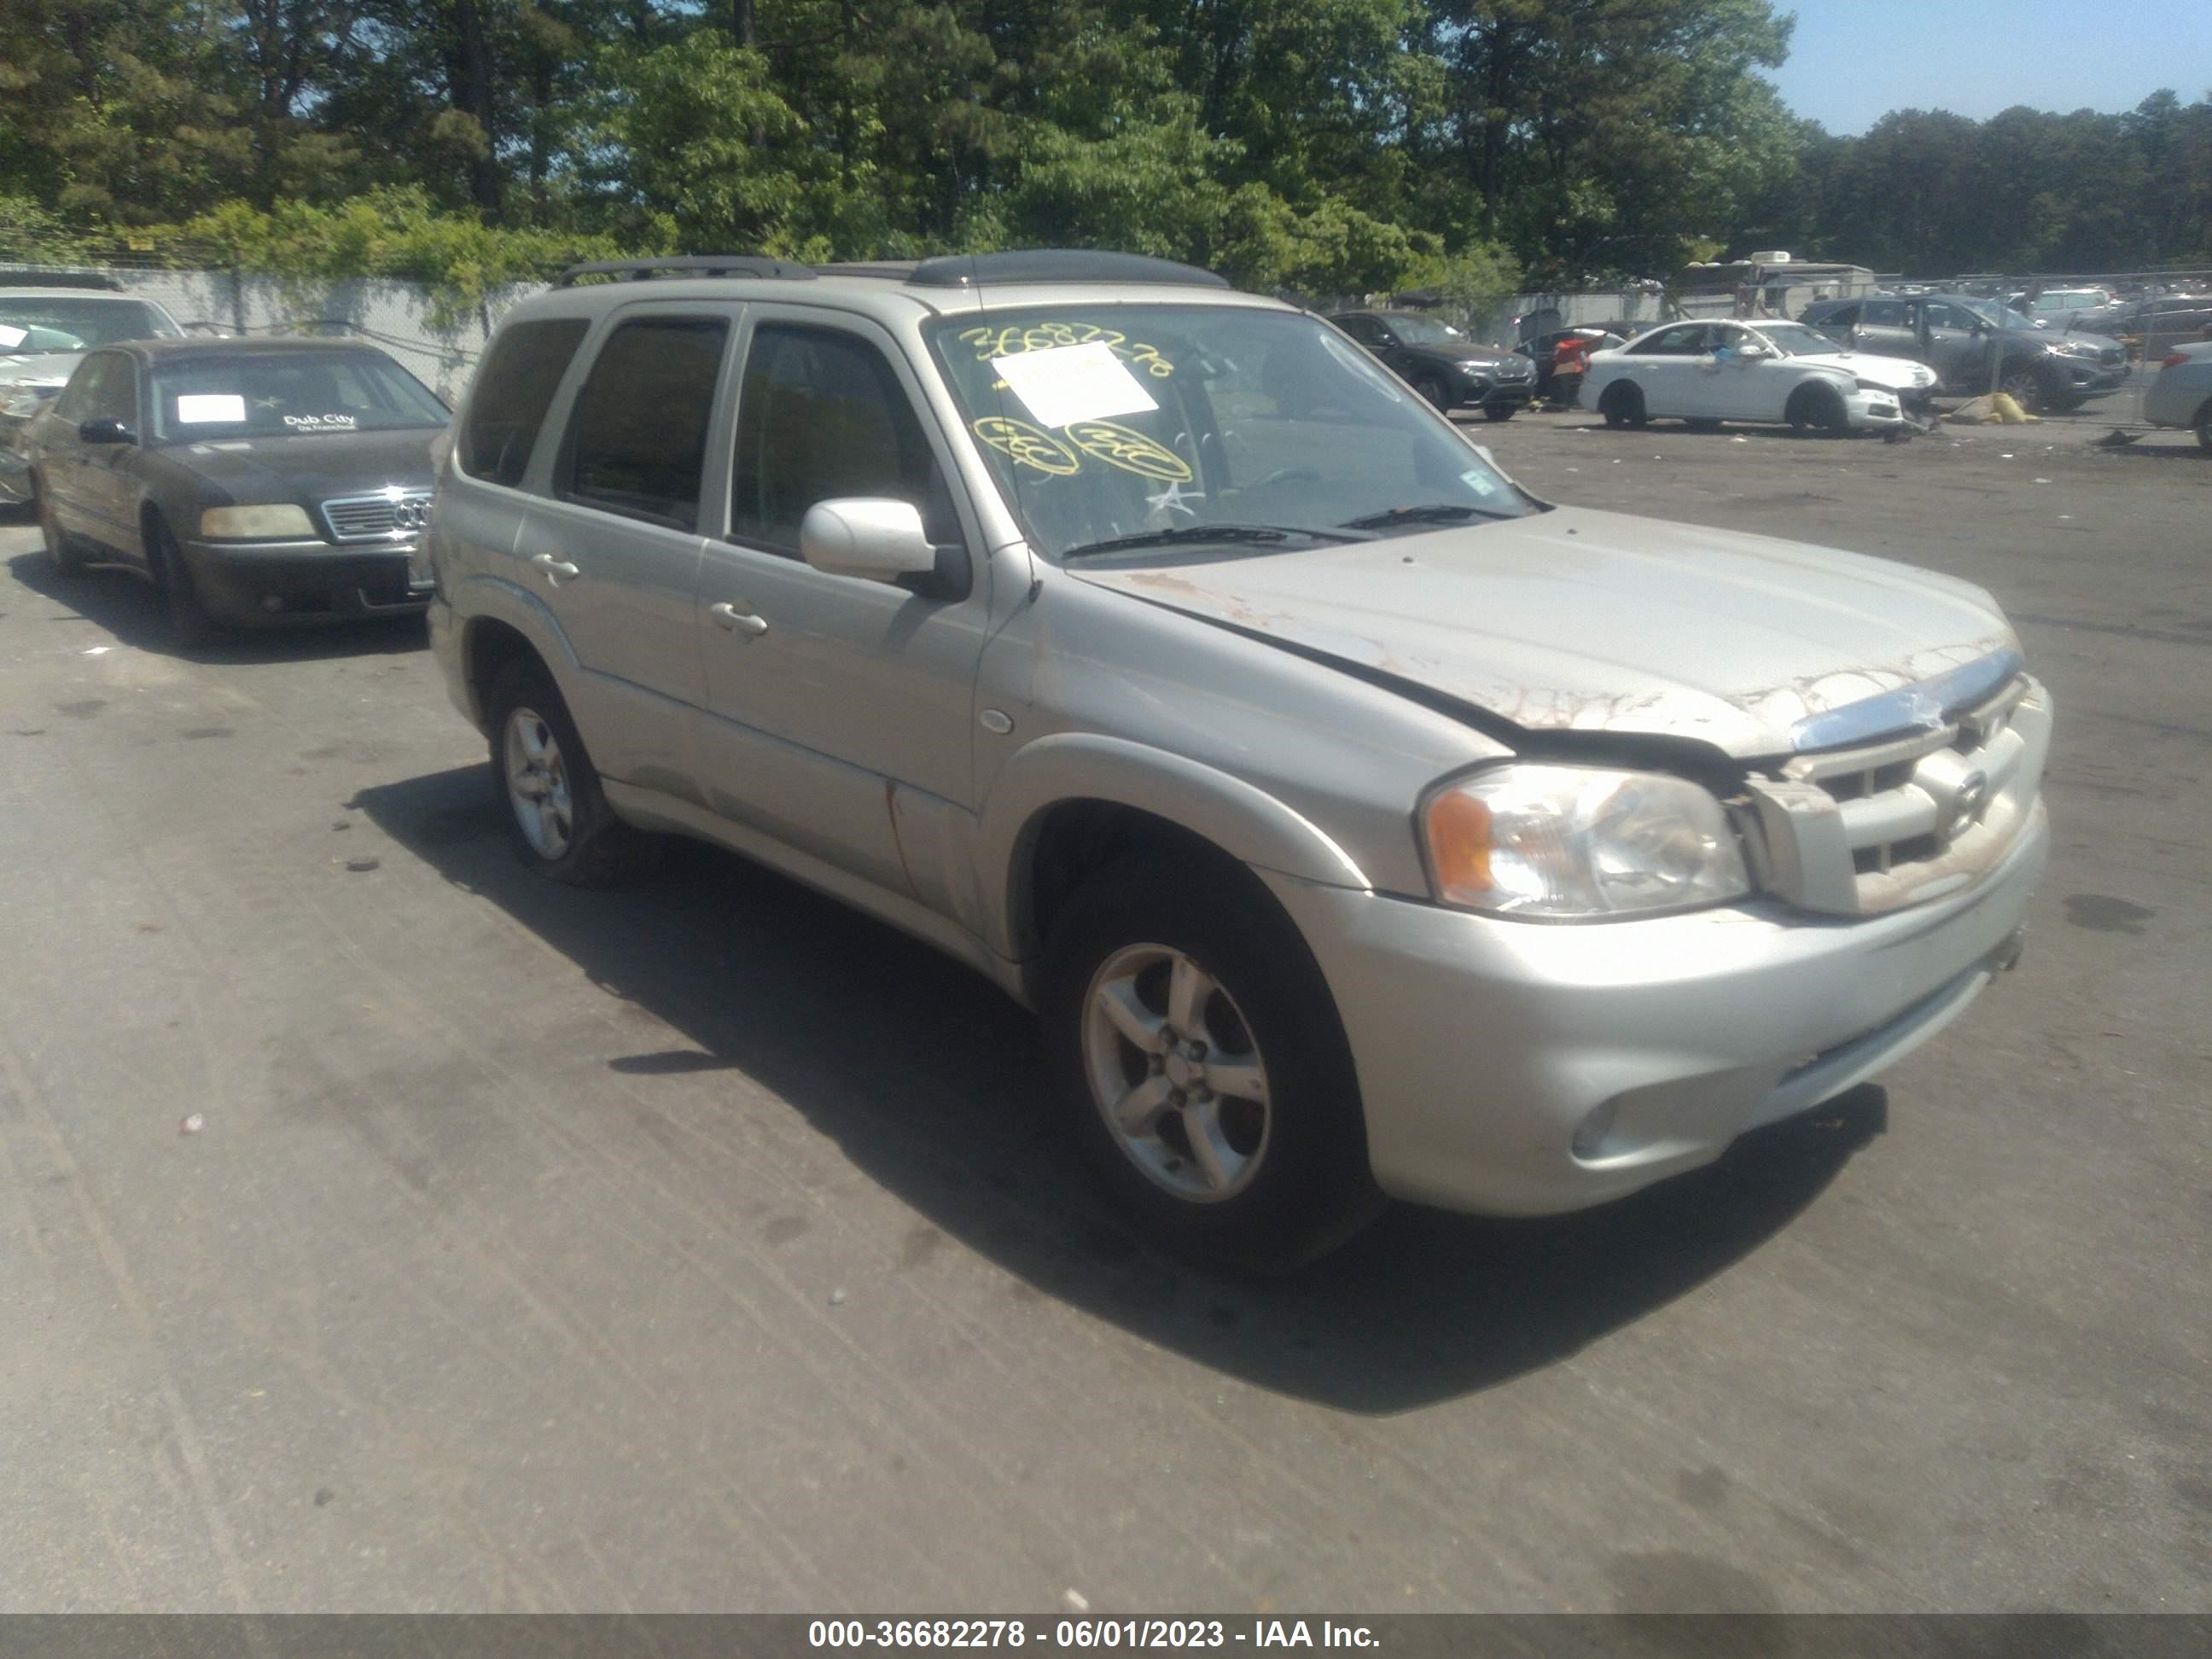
[[201, 505, 317, 539]]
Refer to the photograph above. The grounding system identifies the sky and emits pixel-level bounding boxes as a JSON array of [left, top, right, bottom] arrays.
[[1763, 0, 2212, 134]]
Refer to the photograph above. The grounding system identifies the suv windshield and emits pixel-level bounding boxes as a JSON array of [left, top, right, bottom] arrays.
[[0, 296, 179, 352], [923, 306, 1528, 562], [1379, 313, 1463, 346], [150, 349, 449, 443]]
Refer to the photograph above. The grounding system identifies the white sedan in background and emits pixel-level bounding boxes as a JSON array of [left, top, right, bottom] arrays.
[[1581, 318, 1938, 437], [2142, 340, 2211, 451]]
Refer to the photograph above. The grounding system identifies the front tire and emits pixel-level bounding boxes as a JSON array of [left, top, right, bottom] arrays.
[[147, 515, 218, 645], [1598, 381, 1646, 429], [1786, 382, 1849, 437], [35, 478, 85, 576], [1039, 861, 1383, 1272], [1481, 401, 1517, 422], [1998, 364, 2052, 416], [1412, 371, 1453, 413], [484, 657, 657, 887]]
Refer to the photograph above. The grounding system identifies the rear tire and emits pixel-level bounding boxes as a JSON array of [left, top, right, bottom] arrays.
[[1786, 382, 1848, 437], [1039, 860, 1383, 1272], [484, 656, 659, 887], [36, 478, 85, 576], [1481, 401, 1517, 422], [148, 515, 218, 646], [2193, 399, 2210, 453], [1598, 381, 1646, 429]]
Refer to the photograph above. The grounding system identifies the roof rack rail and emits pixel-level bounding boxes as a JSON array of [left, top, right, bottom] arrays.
[[904, 250, 1230, 289], [551, 255, 818, 287], [816, 260, 922, 281]]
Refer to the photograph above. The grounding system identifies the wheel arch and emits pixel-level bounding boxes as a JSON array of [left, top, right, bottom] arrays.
[[979, 733, 1372, 976], [449, 579, 578, 730]]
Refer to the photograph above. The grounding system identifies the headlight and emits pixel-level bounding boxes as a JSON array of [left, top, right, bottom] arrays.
[[200, 504, 317, 539], [1422, 764, 1752, 920]]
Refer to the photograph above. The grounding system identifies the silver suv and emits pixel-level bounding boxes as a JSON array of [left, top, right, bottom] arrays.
[[427, 250, 2050, 1269]]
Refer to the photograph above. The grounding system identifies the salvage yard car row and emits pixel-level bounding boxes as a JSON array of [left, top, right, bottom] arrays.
[[18, 247, 2211, 1269]]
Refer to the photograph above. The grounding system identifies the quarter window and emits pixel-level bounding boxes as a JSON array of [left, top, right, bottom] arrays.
[[729, 325, 952, 555], [461, 318, 590, 486], [562, 317, 729, 530]]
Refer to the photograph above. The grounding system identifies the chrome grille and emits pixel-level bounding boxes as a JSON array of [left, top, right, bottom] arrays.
[[322, 491, 431, 543], [1744, 672, 2050, 916]]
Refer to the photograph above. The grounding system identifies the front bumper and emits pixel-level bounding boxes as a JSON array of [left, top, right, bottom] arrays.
[[1461, 373, 1536, 409], [1262, 800, 2047, 1217], [1844, 383, 1934, 430], [178, 534, 434, 626]]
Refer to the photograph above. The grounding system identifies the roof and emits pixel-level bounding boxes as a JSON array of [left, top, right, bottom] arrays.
[[110, 335, 395, 364], [0, 287, 158, 303]]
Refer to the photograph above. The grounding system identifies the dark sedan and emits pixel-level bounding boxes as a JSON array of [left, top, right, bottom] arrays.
[[1328, 309, 1538, 419], [25, 337, 447, 643]]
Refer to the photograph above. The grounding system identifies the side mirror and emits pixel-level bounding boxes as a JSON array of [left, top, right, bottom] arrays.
[[79, 417, 134, 445], [800, 498, 941, 584]]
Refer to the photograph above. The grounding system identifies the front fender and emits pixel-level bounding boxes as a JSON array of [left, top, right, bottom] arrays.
[[976, 731, 1373, 961]]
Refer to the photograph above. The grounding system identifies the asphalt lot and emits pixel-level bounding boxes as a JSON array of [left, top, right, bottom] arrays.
[[2, 409, 2206, 1615]]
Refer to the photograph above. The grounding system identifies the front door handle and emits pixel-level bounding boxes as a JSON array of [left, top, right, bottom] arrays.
[[709, 601, 768, 637], [530, 553, 581, 585]]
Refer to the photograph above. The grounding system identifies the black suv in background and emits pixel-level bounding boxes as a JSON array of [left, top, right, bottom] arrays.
[[1798, 293, 2125, 413], [1328, 310, 1537, 420]]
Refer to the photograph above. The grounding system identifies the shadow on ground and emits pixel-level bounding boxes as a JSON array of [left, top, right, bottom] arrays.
[[6, 550, 428, 665], [355, 763, 1889, 1413]]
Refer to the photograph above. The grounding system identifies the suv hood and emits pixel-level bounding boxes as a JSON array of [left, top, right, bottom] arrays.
[[1429, 341, 1525, 367], [1071, 507, 2017, 758], [0, 350, 85, 389]]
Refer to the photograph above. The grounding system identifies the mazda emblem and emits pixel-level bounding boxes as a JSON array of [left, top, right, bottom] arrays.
[[1946, 772, 1988, 841]]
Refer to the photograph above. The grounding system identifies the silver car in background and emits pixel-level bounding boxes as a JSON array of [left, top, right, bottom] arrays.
[[424, 250, 2049, 1268]]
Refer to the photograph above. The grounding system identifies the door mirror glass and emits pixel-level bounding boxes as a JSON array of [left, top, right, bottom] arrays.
[[79, 416, 133, 445], [800, 498, 939, 583]]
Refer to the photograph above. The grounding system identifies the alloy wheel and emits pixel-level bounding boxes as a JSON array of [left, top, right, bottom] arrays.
[[504, 705, 575, 859], [1080, 943, 1272, 1202]]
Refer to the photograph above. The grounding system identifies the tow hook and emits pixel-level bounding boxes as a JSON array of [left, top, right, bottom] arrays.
[[1993, 928, 2028, 975]]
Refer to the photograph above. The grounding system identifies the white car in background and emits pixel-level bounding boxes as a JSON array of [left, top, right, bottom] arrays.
[[2142, 340, 2212, 451], [1581, 318, 1938, 438]]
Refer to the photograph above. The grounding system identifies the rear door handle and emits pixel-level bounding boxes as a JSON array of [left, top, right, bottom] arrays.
[[709, 601, 768, 637], [530, 553, 580, 585]]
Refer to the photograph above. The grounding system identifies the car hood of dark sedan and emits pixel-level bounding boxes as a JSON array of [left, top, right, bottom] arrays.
[[161, 427, 442, 503], [1071, 506, 2019, 758]]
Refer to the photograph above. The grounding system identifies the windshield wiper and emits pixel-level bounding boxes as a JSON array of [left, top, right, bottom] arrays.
[[1337, 503, 1515, 530], [1059, 522, 1362, 560]]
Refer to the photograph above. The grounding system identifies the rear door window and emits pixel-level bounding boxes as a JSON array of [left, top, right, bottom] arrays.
[[1861, 300, 1911, 327], [461, 318, 591, 486], [561, 317, 729, 530]]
